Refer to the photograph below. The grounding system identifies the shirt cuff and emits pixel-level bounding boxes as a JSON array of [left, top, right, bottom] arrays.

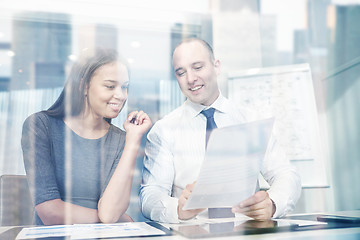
[[267, 191, 286, 218], [159, 197, 180, 223]]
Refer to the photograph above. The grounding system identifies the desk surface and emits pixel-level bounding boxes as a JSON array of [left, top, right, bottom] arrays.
[[1, 211, 360, 240]]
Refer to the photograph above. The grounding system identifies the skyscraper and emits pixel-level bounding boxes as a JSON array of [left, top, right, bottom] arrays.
[[10, 12, 72, 90]]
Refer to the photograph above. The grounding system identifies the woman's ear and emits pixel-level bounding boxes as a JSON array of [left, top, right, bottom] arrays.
[[80, 78, 88, 96]]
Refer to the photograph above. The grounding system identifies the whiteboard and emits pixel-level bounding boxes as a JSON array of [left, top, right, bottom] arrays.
[[228, 63, 328, 188]]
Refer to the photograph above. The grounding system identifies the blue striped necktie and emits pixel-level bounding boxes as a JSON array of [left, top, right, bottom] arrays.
[[201, 108, 235, 218], [201, 108, 217, 146]]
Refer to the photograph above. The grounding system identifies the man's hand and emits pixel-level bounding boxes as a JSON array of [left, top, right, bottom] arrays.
[[177, 182, 205, 220], [231, 191, 275, 220]]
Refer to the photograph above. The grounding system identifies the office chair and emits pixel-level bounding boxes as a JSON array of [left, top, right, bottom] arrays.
[[0, 175, 34, 226]]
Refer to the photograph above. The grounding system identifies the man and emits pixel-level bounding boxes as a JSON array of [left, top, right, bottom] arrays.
[[140, 38, 301, 223]]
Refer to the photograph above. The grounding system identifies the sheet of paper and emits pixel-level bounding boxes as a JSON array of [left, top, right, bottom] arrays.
[[71, 222, 165, 239], [183, 118, 274, 210], [16, 225, 74, 239], [16, 222, 166, 239]]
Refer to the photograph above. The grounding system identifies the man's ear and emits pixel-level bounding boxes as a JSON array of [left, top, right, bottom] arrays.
[[214, 59, 221, 75]]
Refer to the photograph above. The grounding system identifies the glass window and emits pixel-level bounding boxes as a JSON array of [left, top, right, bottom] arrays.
[[0, 0, 359, 225]]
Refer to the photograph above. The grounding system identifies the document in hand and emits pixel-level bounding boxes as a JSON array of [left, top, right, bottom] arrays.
[[183, 118, 274, 210]]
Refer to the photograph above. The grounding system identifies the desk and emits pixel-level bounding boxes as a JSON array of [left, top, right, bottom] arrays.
[[1, 211, 359, 240]]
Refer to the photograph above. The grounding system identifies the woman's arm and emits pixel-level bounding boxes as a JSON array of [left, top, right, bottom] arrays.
[[36, 199, 133, 225], [35, 199, 100, 225], [97, 111, 152, 223]]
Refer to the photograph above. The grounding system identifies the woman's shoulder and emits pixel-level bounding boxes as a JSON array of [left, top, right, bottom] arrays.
[[109, 124, 126, 137], [106, 124, 126, 149], [24, 111, 57, 126], [23, 111, 47, 127], [22, 111, 63, 135]]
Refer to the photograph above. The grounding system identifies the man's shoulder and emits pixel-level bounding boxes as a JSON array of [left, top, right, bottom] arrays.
[[155, 104, 186, 126], [148, 104, 189, 139], [223, 98, 260, 122]]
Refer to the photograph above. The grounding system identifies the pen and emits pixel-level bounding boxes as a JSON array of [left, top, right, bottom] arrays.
[[130, 116, 137, 124]]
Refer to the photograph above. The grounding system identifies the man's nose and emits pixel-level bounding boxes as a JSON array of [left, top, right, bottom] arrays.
[[186, 71, 198, 84]]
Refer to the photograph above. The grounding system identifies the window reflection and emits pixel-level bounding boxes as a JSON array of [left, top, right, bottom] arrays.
[[0, 0, 359, 224]]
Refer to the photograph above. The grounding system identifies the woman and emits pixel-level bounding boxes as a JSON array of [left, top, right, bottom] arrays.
[[21, 49, 151, 225]]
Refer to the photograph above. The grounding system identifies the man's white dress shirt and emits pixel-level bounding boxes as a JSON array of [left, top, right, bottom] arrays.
[[140, 94, 301, 223]]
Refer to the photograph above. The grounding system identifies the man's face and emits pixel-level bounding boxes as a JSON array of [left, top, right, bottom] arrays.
[[172, 41, 220, 106]]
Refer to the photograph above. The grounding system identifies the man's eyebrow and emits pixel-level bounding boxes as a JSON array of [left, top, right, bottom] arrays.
[[175, 67, 184, 72], [192, 61, 204, 65]]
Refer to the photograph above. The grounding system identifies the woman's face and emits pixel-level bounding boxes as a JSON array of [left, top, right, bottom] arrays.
[[85, 62, 129, 120]]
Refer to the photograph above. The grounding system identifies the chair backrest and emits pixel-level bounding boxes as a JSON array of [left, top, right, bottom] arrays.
[[0, 175, 34, 226]]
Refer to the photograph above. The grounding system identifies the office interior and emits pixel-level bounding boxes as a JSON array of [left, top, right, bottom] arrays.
[[0, 0, 359, 227]]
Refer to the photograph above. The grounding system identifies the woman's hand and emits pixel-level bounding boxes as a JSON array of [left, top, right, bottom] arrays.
[[123, 110, 152, 142]]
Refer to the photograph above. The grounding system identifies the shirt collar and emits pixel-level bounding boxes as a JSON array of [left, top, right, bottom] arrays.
[[184, 92, 231, 118]]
